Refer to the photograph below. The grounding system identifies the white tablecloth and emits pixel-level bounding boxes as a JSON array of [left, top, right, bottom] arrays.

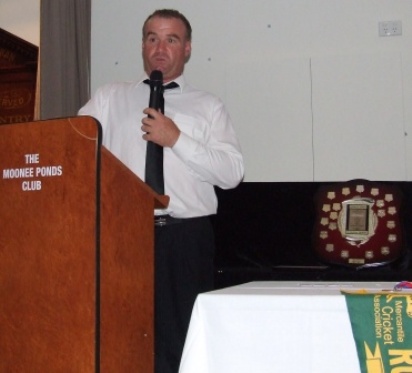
[[179, 281, 396, 373]]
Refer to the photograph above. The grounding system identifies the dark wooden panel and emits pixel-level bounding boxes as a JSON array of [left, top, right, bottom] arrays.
[[0, 28, 38, 125]]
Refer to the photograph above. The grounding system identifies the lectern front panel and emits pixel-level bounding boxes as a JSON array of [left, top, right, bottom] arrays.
[[0, 116, 160, 372], [0, 118, 100, 372]]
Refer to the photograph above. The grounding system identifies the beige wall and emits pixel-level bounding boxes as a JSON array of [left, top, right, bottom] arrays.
[[91, 0, 412, 182], [5, 0, 411, 182], [0, 0, 40, 45]]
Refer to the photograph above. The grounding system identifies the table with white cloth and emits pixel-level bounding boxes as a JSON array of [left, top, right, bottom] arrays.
[[179, 281, 397, 373]]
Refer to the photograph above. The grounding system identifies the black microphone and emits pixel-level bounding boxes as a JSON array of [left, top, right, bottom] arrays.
[[148, 70, 163, 116]]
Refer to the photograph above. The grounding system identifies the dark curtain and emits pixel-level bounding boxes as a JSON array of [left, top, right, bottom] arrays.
[[40, 0, 91, 119]]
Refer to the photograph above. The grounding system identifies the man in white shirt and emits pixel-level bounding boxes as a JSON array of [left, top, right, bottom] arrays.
[[79, 9, 244, 373]]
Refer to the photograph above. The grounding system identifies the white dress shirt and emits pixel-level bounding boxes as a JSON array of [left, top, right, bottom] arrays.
[[79, 74, 244, 218]]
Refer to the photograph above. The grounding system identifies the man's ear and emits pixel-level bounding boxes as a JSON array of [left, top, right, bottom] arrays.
[[185, 41, 192, 63]]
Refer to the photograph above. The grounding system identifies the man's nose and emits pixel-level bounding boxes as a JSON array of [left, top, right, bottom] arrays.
[[156, 40, 167, 51]]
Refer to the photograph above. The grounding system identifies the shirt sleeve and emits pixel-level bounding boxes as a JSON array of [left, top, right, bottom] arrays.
[[78, 86, 107, 121], [171, 98, 244, 190]]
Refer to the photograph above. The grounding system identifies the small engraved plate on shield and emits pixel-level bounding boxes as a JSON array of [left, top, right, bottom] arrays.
[[339, 198, 376, 244]]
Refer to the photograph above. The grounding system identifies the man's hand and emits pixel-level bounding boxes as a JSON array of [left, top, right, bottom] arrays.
[[141, 108, 181, 147]]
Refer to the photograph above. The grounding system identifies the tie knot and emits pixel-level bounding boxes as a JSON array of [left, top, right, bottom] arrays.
[[143, 79, 179, 91]]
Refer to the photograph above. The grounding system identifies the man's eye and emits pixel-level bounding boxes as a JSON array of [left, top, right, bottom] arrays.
[[168, 38, 176, 43]]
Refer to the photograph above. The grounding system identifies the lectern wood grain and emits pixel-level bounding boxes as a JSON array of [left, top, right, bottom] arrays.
[[0, 117, 163, 372]]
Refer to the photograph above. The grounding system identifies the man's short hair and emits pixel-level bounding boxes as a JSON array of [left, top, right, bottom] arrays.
[[142, 9, 192, 41]]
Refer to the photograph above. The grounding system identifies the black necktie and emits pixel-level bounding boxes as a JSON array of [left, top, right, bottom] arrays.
[[143, 80, 179, 194]]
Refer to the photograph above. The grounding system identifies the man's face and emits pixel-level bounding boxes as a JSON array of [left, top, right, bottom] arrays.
[[142, 16, 191, 82]]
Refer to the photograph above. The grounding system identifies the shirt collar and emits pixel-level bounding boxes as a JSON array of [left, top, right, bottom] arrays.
[[139, 73, 185, 93]]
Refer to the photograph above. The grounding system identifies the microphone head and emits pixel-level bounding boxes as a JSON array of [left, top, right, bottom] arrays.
[[150, 70, 163, 83]]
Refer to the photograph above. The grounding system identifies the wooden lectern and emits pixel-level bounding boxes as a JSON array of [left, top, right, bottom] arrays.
[[0, 116, 168, 372]]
